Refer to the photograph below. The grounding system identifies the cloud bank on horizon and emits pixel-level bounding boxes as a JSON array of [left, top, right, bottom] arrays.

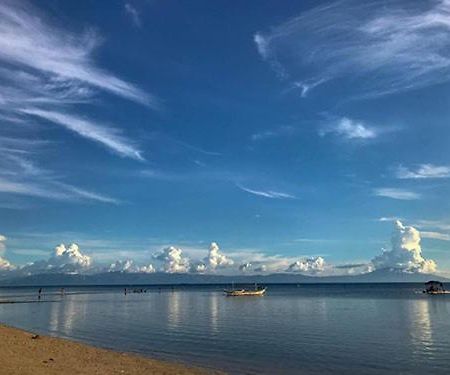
[[0, 221, 439, 278]]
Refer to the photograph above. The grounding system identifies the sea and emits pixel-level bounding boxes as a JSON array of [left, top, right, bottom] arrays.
[[0, 283, 449, 374]]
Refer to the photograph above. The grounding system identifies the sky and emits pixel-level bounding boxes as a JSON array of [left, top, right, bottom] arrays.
[[0, 0, 449, 276]]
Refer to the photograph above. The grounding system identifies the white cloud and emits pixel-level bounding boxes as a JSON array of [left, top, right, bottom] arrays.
[[53, 243, 92, 268], [0, 235, 15, 271], [22, 243, 92, 274], [421, 231, 450, 242], [413, 219, 450, 232], [0, 257, 14, 271], [287, 256, 325, 274], [333, 263, 374, 275], [190, 262, 207, 273], [371, 220, 437, 273], [237, 184, 296, 199], [109, 259, 137, 273], [374, 188, 420, 200], [239, 262, 252, 272], [205, 242, 234, 270], [139, 264, 155, 273], [251, 126, 295, 142], [378, 216, 402, 222], [320, 117, 377, 140], [254, 264, 267, 273], [395, 164, 450, 179], [0, 1, 158, 205], [125, 3, 141, 28], [108, 259, 155, 273], [21, 109, 144, 161], [293, 78, 328, 98], [0, 2, 154, 105], [0, 176, 118, 204], [0, 234, 6, 253], [255, 0, 450, 98], [153, 246, 190, 273]]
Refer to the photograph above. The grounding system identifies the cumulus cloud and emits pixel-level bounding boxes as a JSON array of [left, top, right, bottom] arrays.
[[153, 246, 190, 273], [0, 234, 6, 253], [109, 259, 155, 273], [109, 259, 137, 273], [255, 0, 450, 99], [22, 243, 92, 274], [372, 220, 437, 273], [395, 164, 450, 179], [139, 264, 155, 273], [0, 235, 15, 271], [287, 256, 325, 274], [333, 263, 374, 275], [190, 262, 207, 273], [0, 256, 14, 271], [254, 265, 267, 273], [205, 242, 234, 270], [239, 262, 252, 272]]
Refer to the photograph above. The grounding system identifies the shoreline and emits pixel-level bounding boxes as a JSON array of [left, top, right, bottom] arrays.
[[0, 323, 224, 375]]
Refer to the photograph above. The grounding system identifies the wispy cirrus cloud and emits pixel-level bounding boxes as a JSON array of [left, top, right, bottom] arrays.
[[21, 109, 144, 161], [373, 188, 420, 200], [319, 117, 377, 140], [237, 184, 296, 199], [0, 137, 119, 204], [0, 2, 154, 106], [0, 177, 119, 204], [0, 1, 154, 161], [0, 1, 157, 203], [251, 126, 295, 142], [421, 231, 450, 241], [395, 164, 450, 179], [124, 3, 141, 28], [255, 0, 450, 99]]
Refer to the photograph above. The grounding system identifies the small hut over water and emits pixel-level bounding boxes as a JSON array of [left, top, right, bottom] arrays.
[[424, 281, 445, 294]]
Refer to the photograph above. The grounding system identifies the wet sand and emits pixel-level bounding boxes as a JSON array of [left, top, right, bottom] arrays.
[[0, 324, 224, 374]]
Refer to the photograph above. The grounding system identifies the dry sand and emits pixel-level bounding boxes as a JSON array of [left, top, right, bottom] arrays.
[[0, 324, 224, 375]]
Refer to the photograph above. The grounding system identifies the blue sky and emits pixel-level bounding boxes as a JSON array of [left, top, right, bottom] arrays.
[[0, 0, 449, 275]]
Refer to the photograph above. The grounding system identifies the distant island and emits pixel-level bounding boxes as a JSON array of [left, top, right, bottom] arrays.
[[1, 267, 447, 286]]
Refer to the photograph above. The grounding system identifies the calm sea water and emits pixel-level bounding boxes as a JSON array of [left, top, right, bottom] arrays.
[[0, 283, 449, 374]]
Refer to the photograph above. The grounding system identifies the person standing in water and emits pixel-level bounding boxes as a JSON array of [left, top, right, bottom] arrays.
[[38, 288, 42, 301]]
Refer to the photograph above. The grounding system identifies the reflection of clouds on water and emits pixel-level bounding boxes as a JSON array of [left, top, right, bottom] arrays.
[[209, 292, 219, 333], [49, 298, 62, 332], [167, 291, 181, 331], [410, 299, 432, 352], [49, 295, 87, 336]]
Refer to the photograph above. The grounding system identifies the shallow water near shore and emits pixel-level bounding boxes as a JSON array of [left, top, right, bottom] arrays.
[[0, 283, 450, 374]]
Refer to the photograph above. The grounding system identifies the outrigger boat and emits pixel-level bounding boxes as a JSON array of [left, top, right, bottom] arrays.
[[224, 283, 266, 296], [423, 281, 449, 295]]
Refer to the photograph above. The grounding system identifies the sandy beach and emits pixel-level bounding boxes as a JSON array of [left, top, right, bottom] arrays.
[[0, 324, 223, 375]]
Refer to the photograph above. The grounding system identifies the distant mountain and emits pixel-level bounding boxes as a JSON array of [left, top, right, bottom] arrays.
[[1, 268, 448, 286]]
